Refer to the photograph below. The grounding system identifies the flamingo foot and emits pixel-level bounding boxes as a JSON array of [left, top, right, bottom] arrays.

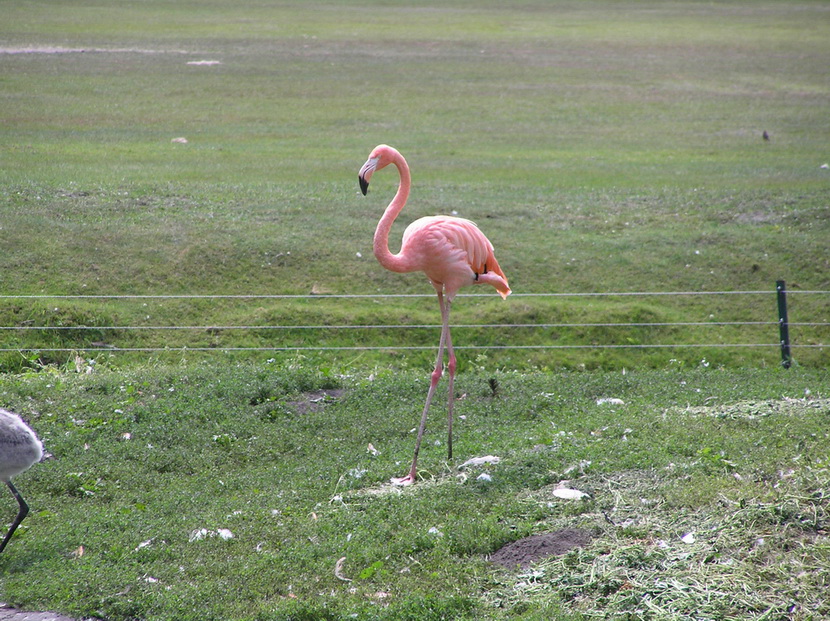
[[390, 474, 416, 486]]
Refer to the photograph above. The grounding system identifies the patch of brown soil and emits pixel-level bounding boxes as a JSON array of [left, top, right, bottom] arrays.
[[490, 528, 593, 569]]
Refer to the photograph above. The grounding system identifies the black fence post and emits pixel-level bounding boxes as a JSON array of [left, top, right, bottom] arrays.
[[776, 280, 792, 369]]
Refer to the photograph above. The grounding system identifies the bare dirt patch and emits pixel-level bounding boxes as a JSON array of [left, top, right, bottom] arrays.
[[490, 528, 593, 569]]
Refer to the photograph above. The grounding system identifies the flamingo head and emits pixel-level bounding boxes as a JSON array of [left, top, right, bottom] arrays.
[[358, 144, 398, 195]]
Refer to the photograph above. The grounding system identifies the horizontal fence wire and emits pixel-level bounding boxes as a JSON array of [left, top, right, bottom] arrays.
[[3, 322, 829, 331], [0, 345, 816, 352], [0, 290, 826, 354], [1, 290, 828, 299]]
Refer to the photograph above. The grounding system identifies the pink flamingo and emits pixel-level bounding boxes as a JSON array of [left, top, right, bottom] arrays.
[[358, 144, 510, 486]]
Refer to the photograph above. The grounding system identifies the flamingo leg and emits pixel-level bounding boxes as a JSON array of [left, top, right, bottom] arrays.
[[391, 291, 449, 486], [444, 298, 456, 460], [0, 481, 29, 554]]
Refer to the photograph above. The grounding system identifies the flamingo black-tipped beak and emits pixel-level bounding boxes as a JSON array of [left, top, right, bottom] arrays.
[[358, 156, 379, 196]]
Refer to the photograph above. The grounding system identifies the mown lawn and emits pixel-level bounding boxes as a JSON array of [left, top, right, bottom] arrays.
[[1, 1, 828, 619], [0, 362, 828, 619], [1, 0, 827, 371]]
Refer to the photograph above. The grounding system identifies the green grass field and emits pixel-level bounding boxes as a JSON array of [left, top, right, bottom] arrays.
[[1, 1, 829, 619], [1, 363, 828, 620], [1, 0, 828, 371]]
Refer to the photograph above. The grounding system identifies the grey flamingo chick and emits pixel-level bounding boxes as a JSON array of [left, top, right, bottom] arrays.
[[0, 408, 43, 553]]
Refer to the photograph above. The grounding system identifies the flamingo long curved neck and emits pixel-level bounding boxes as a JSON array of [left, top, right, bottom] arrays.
[[373, 151, 413, 274]]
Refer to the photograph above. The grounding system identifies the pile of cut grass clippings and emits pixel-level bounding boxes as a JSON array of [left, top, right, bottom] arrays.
[[486, 457, 828, 619]]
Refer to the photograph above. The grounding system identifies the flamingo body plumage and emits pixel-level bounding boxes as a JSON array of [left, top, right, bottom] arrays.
[[0, 408, 43, 553], [399, 215, 510, 302], [359, 144, 510, 485]]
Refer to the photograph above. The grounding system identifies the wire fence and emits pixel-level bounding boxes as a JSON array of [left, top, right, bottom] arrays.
[[2, 290, 829, 299], [0, 287, 826, 360]]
